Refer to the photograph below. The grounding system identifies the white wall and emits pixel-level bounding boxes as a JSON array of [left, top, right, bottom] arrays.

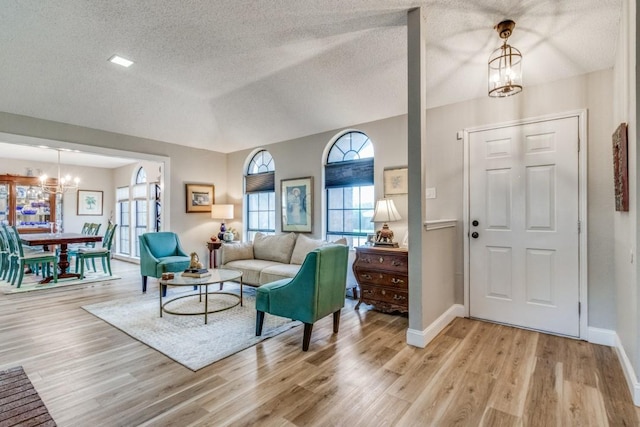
[[612, 0, 639, 384], [423, 70, 615, 329]]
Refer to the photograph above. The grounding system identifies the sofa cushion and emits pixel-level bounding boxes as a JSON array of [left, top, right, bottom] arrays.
[[290, 235, 348, 265], [260, 264, 302, 284], [223, 259, 283, 286], [290, 234, 325, 265], [253, 232, 296, 264], [221, 241, 254, 265]]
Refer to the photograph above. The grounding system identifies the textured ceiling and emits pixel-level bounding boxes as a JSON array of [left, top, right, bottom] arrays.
[[0, 0, 622, 153]]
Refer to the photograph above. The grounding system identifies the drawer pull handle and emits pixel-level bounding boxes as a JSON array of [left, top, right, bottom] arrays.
[[391, 278, 405, 284], [364, 289, 373, 295], [391, 260, 402, 267], [393, 294, 407, 301], [379, 257, 384, 263], [362, 274, 372, 280], [362, 257, 371, 263]]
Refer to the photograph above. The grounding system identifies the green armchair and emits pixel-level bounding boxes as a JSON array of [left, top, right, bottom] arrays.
[[255, 244, 349, 351], [139, 232, 191, 295]]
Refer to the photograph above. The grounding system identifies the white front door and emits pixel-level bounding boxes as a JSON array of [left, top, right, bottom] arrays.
[[468, 116, 580, 337]]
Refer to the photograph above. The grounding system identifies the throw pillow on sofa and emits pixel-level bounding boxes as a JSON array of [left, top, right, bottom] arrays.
[[220, 241, 254, 265], [253, 232, 297, 264], [290, 234, 348, 265]]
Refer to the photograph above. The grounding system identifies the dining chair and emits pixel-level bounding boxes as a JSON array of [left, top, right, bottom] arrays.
[[0, 225, 10, 280], [69, 222, 102, 272], [75, 223, 117, 279], [6, 225, 57, 287]]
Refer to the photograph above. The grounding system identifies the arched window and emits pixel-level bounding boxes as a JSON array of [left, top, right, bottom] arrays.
[[245, 150, 275, 241], [115, 165, 159, 259], [135, 167, 147, 184], [325, 131, 375, 247]]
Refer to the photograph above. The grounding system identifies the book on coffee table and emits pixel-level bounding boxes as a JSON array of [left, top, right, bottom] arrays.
[[182, 268, 211, 278]]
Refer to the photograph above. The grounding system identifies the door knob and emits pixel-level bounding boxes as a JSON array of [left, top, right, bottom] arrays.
[[472, 220, 479, 227], [471, 232, 479, 239]]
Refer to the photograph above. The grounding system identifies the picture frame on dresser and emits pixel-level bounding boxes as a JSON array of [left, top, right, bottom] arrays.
[[281, 177, 313, 232]]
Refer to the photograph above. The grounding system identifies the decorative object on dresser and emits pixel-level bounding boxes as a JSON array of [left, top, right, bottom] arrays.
[[372, 198, 402, 247], [211, 204, 234, 240], [353, 246, 408, 313]]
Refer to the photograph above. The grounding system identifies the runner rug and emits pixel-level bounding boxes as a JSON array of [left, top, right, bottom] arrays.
[[82, 285, 300, 371], [0, 366, 56, 427], [0, 271, 120, 294]]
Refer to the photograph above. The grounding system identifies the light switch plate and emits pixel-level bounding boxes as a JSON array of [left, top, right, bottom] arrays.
[[425, 187, 437, 199]]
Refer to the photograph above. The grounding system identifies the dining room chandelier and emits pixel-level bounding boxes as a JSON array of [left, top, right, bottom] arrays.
[[488, 19, 523, 97], [39, 149, 80, 194]]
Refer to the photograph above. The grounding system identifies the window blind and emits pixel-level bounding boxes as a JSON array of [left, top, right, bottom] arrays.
[[324, 158, 374, 188]]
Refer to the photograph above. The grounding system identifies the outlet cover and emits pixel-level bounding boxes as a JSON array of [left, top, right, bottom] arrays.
[[426, 187, 437, 199]]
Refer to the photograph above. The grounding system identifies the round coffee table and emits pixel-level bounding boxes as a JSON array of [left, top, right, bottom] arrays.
[[158, 268, 243, 324]]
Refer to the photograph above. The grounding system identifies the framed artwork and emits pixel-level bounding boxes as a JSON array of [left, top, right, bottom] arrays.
[[613, 123, 629, 212], [186, 183, 215, 213], [281, 177, 313, 232], [384, 167, 408, 195], [77, 190, 103, 216]]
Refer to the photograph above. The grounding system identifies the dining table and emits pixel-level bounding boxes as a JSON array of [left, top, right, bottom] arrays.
[[20, 233, 104, 283]]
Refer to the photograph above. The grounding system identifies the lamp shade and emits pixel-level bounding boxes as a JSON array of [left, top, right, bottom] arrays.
[[211, 204, 234, 220], [372, 199, 401, 223]]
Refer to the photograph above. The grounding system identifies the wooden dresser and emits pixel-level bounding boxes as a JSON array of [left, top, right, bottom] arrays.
[[353, 246, 408, 313]]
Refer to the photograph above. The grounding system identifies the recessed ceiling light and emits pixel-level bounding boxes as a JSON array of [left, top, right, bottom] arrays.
[[108, 54, 134, 68]]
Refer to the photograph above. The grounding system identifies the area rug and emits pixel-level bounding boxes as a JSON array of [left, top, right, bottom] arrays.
[[82, 284, 300, 371], [0, 271, 120, 294], [0, 366, 56, 426]]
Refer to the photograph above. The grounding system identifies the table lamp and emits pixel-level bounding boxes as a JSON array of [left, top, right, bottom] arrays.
[[371, 198, 401, 247], [211, 204, 234, 241]]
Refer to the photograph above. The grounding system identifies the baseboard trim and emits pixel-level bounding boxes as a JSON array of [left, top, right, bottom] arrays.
[[406, 304, 465, 348], [613, 334, 640, 406], [587, 326, 617, 347]]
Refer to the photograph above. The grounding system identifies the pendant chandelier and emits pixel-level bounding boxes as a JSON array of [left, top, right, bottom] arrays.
[[488, 19, 523, 97], [39, 149, 80, 194]]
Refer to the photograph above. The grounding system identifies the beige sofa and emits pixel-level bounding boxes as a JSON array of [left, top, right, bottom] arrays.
[[220, 232, 346, 286]]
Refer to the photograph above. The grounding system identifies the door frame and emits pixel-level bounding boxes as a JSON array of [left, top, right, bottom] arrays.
[[463, 109, 588, 339]]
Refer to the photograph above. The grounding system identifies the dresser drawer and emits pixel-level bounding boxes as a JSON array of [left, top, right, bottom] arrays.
[[360, 285, 408, 307], [355, 270, 408, 290], [355, 252, 407, 274]]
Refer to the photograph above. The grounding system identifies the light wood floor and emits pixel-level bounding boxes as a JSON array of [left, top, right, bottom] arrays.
[[1, 260, 638, 426]]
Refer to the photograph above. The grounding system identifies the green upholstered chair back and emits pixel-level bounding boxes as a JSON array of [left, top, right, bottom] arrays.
[[140, 232, 186, 258], [256, 244, 349, 325]]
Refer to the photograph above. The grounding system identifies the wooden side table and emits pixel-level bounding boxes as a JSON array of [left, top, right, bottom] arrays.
[[206, 241, 222, 268]]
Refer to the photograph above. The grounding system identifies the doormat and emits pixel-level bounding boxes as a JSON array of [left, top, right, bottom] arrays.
[[0, 366, 56, 426]]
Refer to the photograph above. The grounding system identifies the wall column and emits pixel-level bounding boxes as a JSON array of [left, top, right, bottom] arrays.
[[406, 7, 427, 340]]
